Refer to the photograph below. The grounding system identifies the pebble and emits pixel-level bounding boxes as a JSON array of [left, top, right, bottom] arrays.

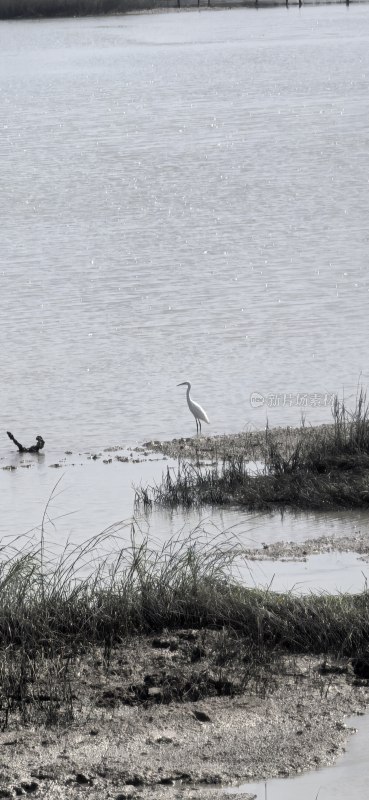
[[75, 773, 93, 785], [148, 687, 163, 699], [193, 710, 212, 723]]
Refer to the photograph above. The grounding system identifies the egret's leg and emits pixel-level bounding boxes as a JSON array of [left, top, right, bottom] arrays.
[[199, 420, 202, 434], [195, 419, 199, 435]]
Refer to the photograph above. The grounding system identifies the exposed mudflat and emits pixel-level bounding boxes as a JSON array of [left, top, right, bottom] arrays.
[[144, 428, 304, 463], [2, 629, 368, 800], [242, 531, 369, 562], [143, 424, 342, 465], [0, 422, 342, 470]]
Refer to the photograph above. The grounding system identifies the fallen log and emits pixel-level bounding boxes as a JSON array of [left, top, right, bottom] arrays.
[[7, 431, 45, 453]]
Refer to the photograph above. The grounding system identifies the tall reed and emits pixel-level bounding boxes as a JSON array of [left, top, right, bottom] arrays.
[[0, 528, 369, 658]]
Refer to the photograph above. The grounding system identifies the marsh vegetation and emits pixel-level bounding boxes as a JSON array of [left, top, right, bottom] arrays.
[[139, 393, 369, 511], [1, 528, 369, 728]]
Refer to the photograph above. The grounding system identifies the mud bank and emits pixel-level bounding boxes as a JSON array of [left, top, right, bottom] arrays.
[[144, 426, 331, 463], [2, 630, 368, 800], [242, 531, 369, 561], [143, 419, 369, 512]]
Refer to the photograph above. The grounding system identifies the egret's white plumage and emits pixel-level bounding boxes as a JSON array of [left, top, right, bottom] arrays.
[[177, 381, 209, 435]]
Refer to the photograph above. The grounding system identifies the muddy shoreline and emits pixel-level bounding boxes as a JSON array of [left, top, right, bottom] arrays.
[[0, 422, 345, 469], [143, 424, 339, 464], [3, 630, 368, 799], [3, 426, 369, 798], [243, 530, 369, 562]]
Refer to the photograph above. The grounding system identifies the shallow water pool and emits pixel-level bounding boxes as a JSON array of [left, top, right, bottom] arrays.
[[237, 551, 369, 595]]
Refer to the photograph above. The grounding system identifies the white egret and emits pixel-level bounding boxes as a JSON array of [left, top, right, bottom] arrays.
[[177, 381, 210, 435]]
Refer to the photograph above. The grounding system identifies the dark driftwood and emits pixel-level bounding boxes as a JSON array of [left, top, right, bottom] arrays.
[[7, 431, 45, 453]]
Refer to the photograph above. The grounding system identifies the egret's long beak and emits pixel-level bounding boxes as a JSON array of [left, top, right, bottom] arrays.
[[177, 382, 186, 387]]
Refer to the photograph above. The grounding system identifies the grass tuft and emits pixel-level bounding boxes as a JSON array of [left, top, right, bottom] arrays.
[[1, 528, 369, 724], [1, 529, 369, 656]]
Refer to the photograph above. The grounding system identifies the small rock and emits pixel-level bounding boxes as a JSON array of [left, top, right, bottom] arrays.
[[20, 784, 39, 794], [116, 793, 136, 800], [90, 729, 99, 736], [124, 774, 145, 786], [176, 772, 192, 783], [144, 673, 161, 685], [178, 630, 198, 641], [352, 657, 369, 678], [191, 645, 206, 662], [199, 774, 222, 784], [30, 770, 55, 780], [193, 709, 212, 723], [152, 638, 172, 649], [75, 773, 93, 785], [148, 687, 162, 700]]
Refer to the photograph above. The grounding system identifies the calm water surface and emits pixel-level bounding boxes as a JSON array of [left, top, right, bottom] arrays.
[[1, 6, 369, 451]]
